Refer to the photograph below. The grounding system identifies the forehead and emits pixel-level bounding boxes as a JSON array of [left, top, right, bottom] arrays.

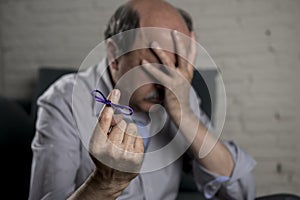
[[140, 30, 174, 64], [133, 28, 174, 51], [128, 28, 190, 63]]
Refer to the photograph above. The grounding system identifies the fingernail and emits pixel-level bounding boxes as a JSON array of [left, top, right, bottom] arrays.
[[142, 59, 148, 65], [151, 41, 159, 48], [173, 30, 178, 36], [113, 89, 120, 97]]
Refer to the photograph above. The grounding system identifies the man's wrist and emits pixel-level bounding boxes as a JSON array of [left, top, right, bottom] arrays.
[[90, 170, 128, 198], [168, 103, 193, 126], [67, 170, 126, 200]]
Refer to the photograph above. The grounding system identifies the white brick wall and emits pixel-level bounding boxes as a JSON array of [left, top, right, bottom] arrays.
[[0, 0, 299, 197]]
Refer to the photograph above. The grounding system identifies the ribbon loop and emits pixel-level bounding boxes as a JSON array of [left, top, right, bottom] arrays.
[[91, 90, 133, 115]]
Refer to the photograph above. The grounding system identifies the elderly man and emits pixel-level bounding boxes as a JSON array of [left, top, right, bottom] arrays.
[[29, 0, 256, 199]]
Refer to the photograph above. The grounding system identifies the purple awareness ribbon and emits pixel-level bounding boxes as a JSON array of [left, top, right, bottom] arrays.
[[91, 90, 134, 116]]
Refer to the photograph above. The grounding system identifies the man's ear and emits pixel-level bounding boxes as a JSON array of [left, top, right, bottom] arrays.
[[106, 38, 119, 71]]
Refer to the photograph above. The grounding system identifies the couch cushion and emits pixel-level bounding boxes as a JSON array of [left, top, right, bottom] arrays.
[[0, 96, 35, 199]]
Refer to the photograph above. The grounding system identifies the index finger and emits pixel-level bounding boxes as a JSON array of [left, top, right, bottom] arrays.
[[187, 32, 197, 74], [98, 89, 121, 134], [172, 30, 188, 69]]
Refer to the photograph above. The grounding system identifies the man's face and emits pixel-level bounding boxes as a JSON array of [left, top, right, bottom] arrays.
[[115, 48, 176, 112], [109, 29, 189, 113]]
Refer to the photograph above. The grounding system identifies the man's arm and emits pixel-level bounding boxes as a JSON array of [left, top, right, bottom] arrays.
[[29, 78, 81, 200], [68, 89, 144, 200], [142, 30, 256, 199], [142, 31, 234, 176], [29, 73, 143, 200]]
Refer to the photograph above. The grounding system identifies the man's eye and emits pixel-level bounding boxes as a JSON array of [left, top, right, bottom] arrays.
[[175, 61, 179, 68]]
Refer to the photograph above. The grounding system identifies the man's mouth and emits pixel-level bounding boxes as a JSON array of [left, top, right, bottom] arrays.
[[144, 90, 164, 103]]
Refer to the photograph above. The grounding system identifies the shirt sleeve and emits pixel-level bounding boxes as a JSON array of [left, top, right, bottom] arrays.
[[192, 141, 256, 200], [29, 76, 81, 200], [189, 90, 257, 199]]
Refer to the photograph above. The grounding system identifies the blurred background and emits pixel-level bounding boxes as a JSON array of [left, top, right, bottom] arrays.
[[0, 0, 299, 197]]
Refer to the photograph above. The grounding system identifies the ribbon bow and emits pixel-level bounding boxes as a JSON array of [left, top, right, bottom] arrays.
[[91, 90, 133, 115]]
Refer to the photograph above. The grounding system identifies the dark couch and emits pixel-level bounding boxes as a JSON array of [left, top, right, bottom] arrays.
[[0, 68, 77, 199]]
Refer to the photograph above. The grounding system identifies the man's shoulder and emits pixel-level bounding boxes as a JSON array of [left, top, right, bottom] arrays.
[[38, 64, 99, 105], [38, 73, 76, 104]]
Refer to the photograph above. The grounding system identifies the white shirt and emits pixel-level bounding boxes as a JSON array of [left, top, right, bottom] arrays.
[[29, 60, 256, 200]]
